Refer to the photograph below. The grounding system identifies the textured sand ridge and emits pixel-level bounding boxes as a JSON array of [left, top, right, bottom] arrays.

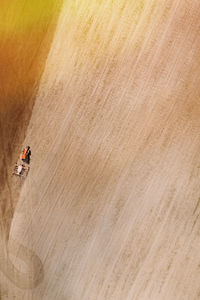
[[1, 0, 200, 299]]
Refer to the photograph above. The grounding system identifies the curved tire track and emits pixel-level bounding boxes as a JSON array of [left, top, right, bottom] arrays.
[[0, 239, 44, 289]]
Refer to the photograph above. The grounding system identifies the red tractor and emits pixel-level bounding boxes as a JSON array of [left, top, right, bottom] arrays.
[[21, 146, 31, 164], [13, 146, 31, 178]]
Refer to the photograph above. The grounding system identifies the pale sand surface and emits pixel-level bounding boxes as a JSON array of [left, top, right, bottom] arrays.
[[1, 0, 200, 299]]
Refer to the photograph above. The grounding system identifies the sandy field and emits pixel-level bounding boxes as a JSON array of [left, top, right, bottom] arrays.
[[0, 0, 200, 299]]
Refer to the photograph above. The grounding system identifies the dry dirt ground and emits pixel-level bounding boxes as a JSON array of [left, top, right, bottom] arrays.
[[1, 0, 200, 299], [0, 0, 63, 239]]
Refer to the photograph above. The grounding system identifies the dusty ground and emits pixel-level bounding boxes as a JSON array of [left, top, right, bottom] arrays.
[[0, 0, 63, 239], [1, 0, 200, 299], [0, 1, 63, 297]]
